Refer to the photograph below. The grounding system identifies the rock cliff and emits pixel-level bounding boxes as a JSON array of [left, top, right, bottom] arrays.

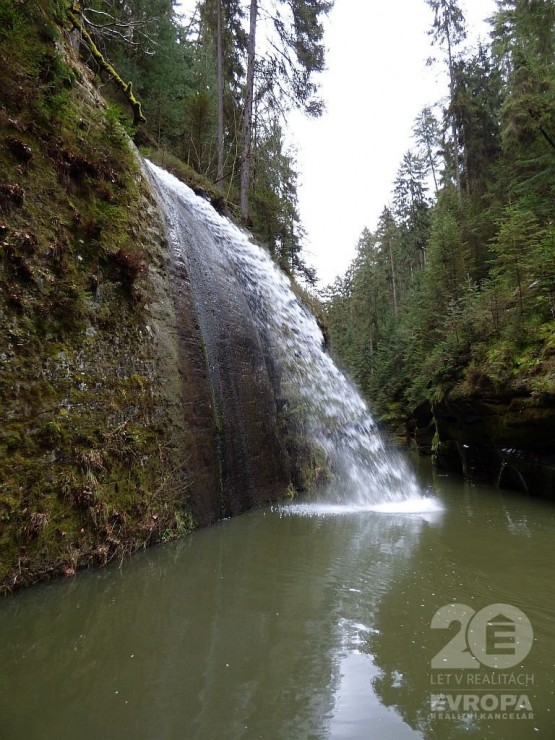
[[0, 0, 295, 592]]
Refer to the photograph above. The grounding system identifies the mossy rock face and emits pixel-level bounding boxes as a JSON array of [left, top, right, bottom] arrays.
[[433, 439, 464, 475], [433, 394, 555, 450], [0, 0, 299, 592], [431, 388, 555, 499], [406, 400, 435, 455], [0, 0, 201, 592]]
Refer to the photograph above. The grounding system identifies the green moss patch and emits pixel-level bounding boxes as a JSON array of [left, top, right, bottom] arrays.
[[0, 0, 193, 593]]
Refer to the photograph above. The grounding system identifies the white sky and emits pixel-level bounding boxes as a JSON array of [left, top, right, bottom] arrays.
[[176, 0, 496, 285]]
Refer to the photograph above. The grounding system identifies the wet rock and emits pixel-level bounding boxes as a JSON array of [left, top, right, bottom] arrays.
[[148, 166, 291, 521], [408, 400, 435, 455], [431, 392, 555, 499]]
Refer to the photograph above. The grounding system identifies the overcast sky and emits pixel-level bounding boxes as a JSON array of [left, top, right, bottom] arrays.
[[177, 0, 496, 285]]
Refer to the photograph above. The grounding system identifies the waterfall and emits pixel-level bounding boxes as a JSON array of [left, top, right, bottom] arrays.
[[147, 161, 437, 511]]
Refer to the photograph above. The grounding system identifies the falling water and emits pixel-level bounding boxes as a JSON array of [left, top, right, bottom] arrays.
[[146, 161, 438, 511]]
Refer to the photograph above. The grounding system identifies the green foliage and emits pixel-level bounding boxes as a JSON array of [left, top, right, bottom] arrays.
[[249, 121, 312, 279], [73, 0, 317, 281], [489, 202, 539, 313], [105, 103, 136, 142], [0, 0, 25, 37], [325, 0, 555, 422]]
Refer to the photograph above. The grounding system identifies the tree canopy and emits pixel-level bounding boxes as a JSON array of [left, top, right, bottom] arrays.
[[72, 0, 333, 283], [325, 0, 555, 420]]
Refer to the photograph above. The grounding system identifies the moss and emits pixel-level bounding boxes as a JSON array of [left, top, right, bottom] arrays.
[[284, 483, 297, 501], [67, 6, 145, 126], [0, 0, 194, 594]]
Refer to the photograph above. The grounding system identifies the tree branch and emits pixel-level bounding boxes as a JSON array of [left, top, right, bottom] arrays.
[[69, 5, 146, 126]]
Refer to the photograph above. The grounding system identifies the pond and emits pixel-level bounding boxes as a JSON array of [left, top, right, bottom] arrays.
[[1, 458, 554, 739]]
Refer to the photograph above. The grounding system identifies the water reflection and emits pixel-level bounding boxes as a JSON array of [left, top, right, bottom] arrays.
[[367, 459, 555, 739], [1, 463, 554, 739]]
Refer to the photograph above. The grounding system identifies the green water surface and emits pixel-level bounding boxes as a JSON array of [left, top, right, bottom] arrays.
[[1, 459, 554, 739]]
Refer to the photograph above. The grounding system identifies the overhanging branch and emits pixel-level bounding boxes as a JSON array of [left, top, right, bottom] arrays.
[[69, 4, 146, 126]]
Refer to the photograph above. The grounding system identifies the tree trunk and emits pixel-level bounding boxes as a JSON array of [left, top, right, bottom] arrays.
[[388, 242, 398, 318], [240, 0, 258, 219], [216, 0, 224, 185], [446, 24, 462, 205], [427, 146, 439, 197]]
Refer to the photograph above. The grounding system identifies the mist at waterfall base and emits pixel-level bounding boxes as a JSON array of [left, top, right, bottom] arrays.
[[146, 161, 441, 517]]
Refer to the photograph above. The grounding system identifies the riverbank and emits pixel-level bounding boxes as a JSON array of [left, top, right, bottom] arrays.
[[402, 372, 555, 499]]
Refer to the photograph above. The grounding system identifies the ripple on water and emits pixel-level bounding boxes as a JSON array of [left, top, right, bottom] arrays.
[[276, 495, 444, 519]]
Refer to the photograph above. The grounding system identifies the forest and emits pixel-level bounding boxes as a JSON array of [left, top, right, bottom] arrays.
[[78, 0, 555, 431], [70, 0, 333, 283], [324, 0, 555, 427]]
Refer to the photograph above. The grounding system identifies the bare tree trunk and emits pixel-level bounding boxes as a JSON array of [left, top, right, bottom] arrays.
[[216, 0, 224, 185], [388, 241, 398, 318], [446, 24, 462, 205], [462, 122, 470, 194], [240, 0, 258, 219], [427, 146, 439, 197]]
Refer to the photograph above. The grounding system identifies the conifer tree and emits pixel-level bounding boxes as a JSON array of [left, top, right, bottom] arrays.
[[239, 0, 333, 218], [426, 0, 467, 202]]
